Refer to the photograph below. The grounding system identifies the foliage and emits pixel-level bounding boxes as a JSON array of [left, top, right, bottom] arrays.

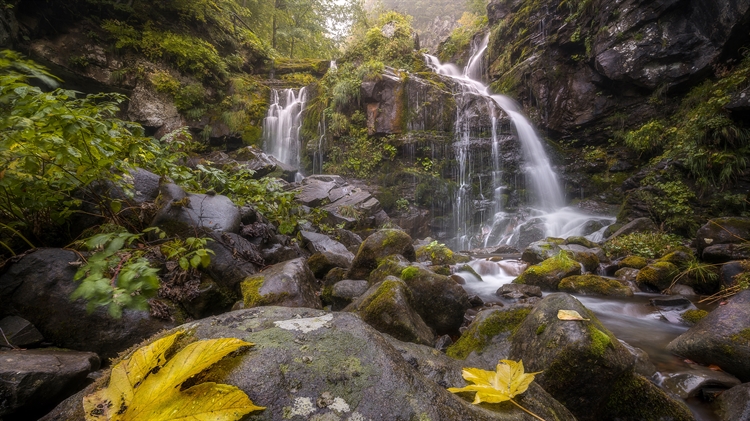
[[83, 331, 263, 420], [632, 177, 696, 233], [72, 229, 160, 318], [0, 51, 148, 242], [160, 235, 214, 271], [437, 13, 488, 63], [448, 359, 545, 421], [603, 232, 685, 259], [345, 10, 423, 71]]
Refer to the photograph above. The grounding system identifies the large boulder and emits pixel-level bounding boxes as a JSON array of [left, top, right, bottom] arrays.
[[513, 252, 582, 290], [509, 293, 693, 421], [521, 239, 563, 264], [151, 183, 241, 235], [0, 249, 174, 359], [667, 290, 750, 381], [0, 349, 100, 419], [636, 261, 679, 291], [696, 217, 750, 261], [241, 258, 321, 309], [204, 232, 262, 293], [345, 277, 434, 346], [715, 383, 750, 421], [558, 275, 634, 297], [348, 229, 416, 280], [42, 307, 575, 421], [398, 265, 471, 335]]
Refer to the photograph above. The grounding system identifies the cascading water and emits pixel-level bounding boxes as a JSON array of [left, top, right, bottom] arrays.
[[425, 34, 611, 250], [262, 88, 308, 173]]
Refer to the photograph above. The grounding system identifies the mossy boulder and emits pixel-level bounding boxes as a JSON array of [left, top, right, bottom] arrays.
[[348, 229, 415, 280], [306, 252, 352, 279], [558, 275, 634, 297], [151, 183, 241, 236], [399, 265, 471, 335], [521, 240, 562, 264], [658, 250, 694, 269], [446, 307, 531, 368], [696, 217, 750, 258], [619, 255, 648, 269], [415, 242, 470, 265], [715, 383, 750, 421], [667, 290, 750, 382], [241, 258, 321, 309], [42, 307, 576, 421], [636, 261, 679, 291], [345, 277, 434, 346], [603, 373, 694, 421], [560, 244, 601, 272], [565, 236, 598, 249], [513, 252, 582, 290], [508, 293, 636, 421], [368, 254, 411, 285]]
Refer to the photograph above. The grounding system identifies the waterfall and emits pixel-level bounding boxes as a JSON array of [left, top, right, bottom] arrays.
[[425, 34, 610, 249], [262, 88, 308, 171]]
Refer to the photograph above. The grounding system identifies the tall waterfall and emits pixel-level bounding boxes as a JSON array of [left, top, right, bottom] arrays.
[[262, 88, 308, 171], [426, 35, 609, 249]]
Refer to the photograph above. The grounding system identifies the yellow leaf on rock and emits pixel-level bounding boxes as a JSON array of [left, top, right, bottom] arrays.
[[448, 359, 541, 404], [83, 331, 264, 421], [557, 309, 590, 321]]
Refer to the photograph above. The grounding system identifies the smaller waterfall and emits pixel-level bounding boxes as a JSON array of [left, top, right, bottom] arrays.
[[262, 88, 308, 171]]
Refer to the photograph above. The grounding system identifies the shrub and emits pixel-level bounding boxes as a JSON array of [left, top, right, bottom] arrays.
[[603, 232, 686, 259]]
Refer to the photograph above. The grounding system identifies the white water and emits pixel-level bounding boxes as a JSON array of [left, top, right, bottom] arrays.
[[425, 34, 609, 250], [262, 88, 308, 171]]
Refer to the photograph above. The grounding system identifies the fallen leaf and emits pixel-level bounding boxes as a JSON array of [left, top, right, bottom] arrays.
[[83, 331, 263, 421], [709, 365, 723, 372], [557, 310, 590, 321]]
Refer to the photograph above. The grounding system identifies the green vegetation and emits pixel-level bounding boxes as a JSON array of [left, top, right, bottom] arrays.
[[603, 232, 685, 259], [680, 309, 708, 324], [446, 308, 531, 359], [437, 13, 488, 63]]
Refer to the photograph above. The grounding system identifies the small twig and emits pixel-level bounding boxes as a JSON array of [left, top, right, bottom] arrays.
[[110, 253, 131, 288], [0, 327, 19, 350], [509, 399, 546, 421]]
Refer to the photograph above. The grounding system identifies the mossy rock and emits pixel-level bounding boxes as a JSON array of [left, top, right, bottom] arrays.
[[415, 242, 468, 265], [241, 258, 321, 309], [619, 255, 648, 270], [399, 265, 470, 335], [636, 261, 679, 291], [658, 250, 694, 270], [521, 240, 563, 264], [348, 229, 415, 280], [345, 277, 434, 346], [368, 255, 411, 285], [604, 373, 694, 421], [561, 246, 600, 273], [446, 307, 531, 365], [508, 293, 636, 421], [681, 309, 708, 325], [565, 236, 598, 249], [558, 275, 633, 297], [514, 252, 582, 290]]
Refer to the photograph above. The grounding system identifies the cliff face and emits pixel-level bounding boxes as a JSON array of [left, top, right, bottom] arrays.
[[485, 0, 750, 141]]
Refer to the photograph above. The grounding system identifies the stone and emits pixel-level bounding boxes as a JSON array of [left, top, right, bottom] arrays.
[[521, 240, 562, 264], [721, 260, 749, 288], [715, 383, 750, 421], [696, 217, 750, 257], [702, 244, 750, 264], [619, 255, 648, 270], [329, 279, 369, 311], [43, 307, 575, 421], [300, 231, 355, 263], [126, 82, 182, 134], [345, 277, 434, 346], [398, 265, 471, 335], [649, 296, 693, 310], [0, 249, 174, 359], [661, 366, 741, 400], [495, 284, 543, 299], [0, 316, 43, 348], [509, 293, 692, 421], [609, 217, 658, 238], [241, 258, 321, 309], [0, 349, 99, 419], [558, 275, 633, 297], [348, 229, 415, 280], [636, 261, 679, 291], [667, 290, 750, 382], [559, 244, 601, 272], [151, 183, 241, 235], [614, 267, 640, 284], [513, 253, 582, 290], [204, 232, 262, 293]]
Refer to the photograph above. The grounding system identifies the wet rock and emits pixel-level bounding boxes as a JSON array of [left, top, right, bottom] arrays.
[[558, 275, 633, 297], [415, 242, 469, 265], [434, 334, 453, 352], [307, 252, 353, 279], [614, 267, 640, 284], [0, 316, 43, 348], [345, 277, 434, 346], [662, 366, 741, 400], [669, 284, 697, 296], [496, 284, 543, 299], [636, 261, 679, 291], [0, 249, 174, 359], [620, 340, 656, 378], [241, 258, 321, 309], [348, 229, 415, 280], [509, 293, 692, 421], [650, 296, 693, 310], [521, 240, 562, 264], [44, 307, 575, 421], [0, 349, 99, 419], [559, 244, 601, 272], [328, 279, 369, 311], [668, 290, 750, 382], [468, 295, 484, 307], [151, 183, 240, 235], [512, 220, 547, 252], [399, 265, 471, 335], [609, 217, 658, 238], [703, 244, 750, 264], [715, 382, 750, 421], [720, 260, 749, 288], [696, 217, 750, 259], [619, 255, 649, 270], [513, 253, 582, 290], [300, 231, 355, 263], [204, 232, 262, 293]]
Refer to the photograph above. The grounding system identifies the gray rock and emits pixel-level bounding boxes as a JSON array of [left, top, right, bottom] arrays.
[[300, 231, 355, 264], [715, 382, 750, 421], [0, 249, 174, 359], [345, 277, 435, 346], [127, 82, 183, 134], [496, 283, 543, 299], [128, 168, 161, 204], [521, 240, 562, 264], [667, 290, 750, 381], [650, 296, 693, 310], [330, 279, 369, 310], [151, 183, 241, 235], [702, 244, 750, 264], [348, 229, 415, 280], [204, 232, 262, 293], [240, 258, 321, 309], [43, 307, 575, 421], [399, 265, 471, 335], [696, 217, 750, 257], [615, 267, 640, 283], [610, 217, 658, 238], [0, 349, 99, 418], [0, 316, 43, 348], [662, 366, 741, 399], [307, 252, 353, 278], [721, 260, 749, 288]]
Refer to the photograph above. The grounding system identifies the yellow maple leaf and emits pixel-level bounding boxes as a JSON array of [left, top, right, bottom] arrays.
[[448, 359, 546, 421], [83, 331, 264, 421], [557, 309, 590, 321]]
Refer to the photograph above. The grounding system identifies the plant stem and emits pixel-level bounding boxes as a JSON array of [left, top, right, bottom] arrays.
[[0, 222, 34, 249], [509, 399, 546, 421]]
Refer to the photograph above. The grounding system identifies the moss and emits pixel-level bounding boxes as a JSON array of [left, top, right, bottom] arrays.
[[588, 326, 612, 357], [320, 285, 334, 306], [635, 261, 679, 291], [604, 374, 694, 421], [536, 324, 547, 335], [446, 308, 531, 359], [514, 251, 580, 288], [731, 327, 750, 344], [401, 266, 419, 281], [680, 309, 708, 324], [558, 275, 633, 297], [240, 276, 288, 307], [619, 255, 647, 269]]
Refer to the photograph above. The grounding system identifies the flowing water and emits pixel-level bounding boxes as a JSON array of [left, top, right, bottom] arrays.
[[262, 88, 308, 173]]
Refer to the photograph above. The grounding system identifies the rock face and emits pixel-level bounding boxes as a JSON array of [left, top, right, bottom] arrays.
[[241, 258, 321, 309], [667, 290, 750, 381], [44, 307, 576, 421], [0, 249, 174, 359], [0, 349, 100, 419]]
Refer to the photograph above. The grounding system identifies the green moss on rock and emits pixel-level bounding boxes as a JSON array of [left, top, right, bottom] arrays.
[[681, 309, 708, 325], [619, 255, 648, 269], [636, 261, 679, 291], [514, 251, 582, 290], [558, 275, 633, 297], [401, 266, 419, 281], [604, 374, 694, 421], [446, 308, 531, 359]]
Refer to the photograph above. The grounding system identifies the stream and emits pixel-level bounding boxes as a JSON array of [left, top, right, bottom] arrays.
[[457, 259, 720, 421]]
